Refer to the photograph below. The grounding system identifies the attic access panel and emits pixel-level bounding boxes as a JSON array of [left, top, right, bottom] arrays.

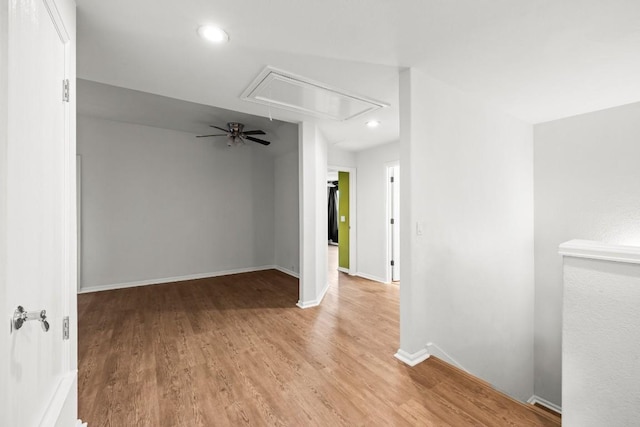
[[241, 67, 388, 121]]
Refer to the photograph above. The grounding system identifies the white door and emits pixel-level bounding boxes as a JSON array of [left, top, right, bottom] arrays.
[[2, 0, 77, 426], [388, 165, 400, 282]]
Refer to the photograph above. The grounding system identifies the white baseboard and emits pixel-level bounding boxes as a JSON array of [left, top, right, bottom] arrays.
[[337, 267, 349, 274], [78, 265, 278, 294], [40, 370, 77, 427], [273, 265, 300, 279], [297, 282, 330, 309], [527, 395, 562, 414], [77, 420, 88, 427], [356, 271, 388, 284], [426, 342, 468, 372], [394, 348, 430, 367]]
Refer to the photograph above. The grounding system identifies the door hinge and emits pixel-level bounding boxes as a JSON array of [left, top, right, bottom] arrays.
[[62, 79, 70, 103], [390, 218, 395, 225], [391, 260, 395, 266], [62, 316, 70, 340], [390, 176, 395, 183]]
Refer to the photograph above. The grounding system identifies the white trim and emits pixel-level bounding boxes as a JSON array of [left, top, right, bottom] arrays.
[[77, 420, 88, 427], [297, 282, 330, 309], [356, 271, 388, 284], [274, 265, 300, 279], [78, 265, 278, 294], [527, 395, 562, 414], [241, 66, 389, 121], [76, 155, 82, 294], [426, 342, 468, 372], [559, 239, 640, 265], [394, 348, 430, 367], [40, 371, 77, 427], [44, 0, 70, 43], [337, 267, 349, 274]]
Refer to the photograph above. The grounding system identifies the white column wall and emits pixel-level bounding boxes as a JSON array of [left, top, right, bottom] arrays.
[[298, 122, 328, 307], [398, 68, 535, 401]]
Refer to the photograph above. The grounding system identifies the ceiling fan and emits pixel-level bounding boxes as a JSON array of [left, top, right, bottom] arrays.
[[196, 122, 271, 147]]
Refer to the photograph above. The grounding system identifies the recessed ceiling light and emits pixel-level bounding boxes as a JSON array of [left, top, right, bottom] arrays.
[[197, 25, 229, 43], [366, 120, 381, 128]]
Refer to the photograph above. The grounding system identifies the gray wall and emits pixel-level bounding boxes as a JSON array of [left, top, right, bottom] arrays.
[[274, 150, 300, 276], [534, 101, 640, 406], [78, 116, 279, 291]]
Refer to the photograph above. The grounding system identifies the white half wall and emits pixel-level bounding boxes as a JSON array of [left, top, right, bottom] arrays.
[[534, 101, 640, 406], [298, 122, 328, 307], [274, 149, 300, 276], [77, 116, 276, 290], [560, 240, 640, 426], [355, 142, 399, 283], [399, 68, 535, 401]]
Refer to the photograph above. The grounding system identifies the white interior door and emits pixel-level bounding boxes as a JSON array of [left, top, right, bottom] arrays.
[[389, 165, 401, 282], [3, 0, 77, 426]]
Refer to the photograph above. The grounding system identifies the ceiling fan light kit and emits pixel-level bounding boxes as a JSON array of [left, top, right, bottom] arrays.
[[196, 122, 271, 147]]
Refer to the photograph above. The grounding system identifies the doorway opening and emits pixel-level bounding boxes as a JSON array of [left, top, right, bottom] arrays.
[[327, 166, 356, 283]]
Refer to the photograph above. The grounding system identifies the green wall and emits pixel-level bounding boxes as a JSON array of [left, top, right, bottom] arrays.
[[338, 171, 349, 269]]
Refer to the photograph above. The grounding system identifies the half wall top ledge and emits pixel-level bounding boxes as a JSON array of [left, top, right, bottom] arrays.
[[559, 239, 640, 265]]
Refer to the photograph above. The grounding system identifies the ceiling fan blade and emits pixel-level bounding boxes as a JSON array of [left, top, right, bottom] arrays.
[[245, 136, 271, 146], [196, 134, 228, 138], [210, 125, 230, 133], [242, 130, 266, 135]]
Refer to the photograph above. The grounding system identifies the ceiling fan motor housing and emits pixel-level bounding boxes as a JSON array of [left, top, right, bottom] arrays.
[[227, 122, 244, 135]]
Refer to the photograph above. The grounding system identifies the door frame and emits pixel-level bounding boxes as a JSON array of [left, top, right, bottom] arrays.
[[328, 164, 357, 276]]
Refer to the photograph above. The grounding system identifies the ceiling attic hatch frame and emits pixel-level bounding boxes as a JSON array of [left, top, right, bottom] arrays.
[[241, 66, 389, 121]]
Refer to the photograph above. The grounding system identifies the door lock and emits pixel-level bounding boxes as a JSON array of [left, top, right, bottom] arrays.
[[12, 306, 50, 332]]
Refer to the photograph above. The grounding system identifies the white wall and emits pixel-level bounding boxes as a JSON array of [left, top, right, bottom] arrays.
[[534, 101, 640, 406], [561, 242, 640, 426], [298, 122, 328, 307], [399, 68, 535, 401], [355, 142, 399, 282], [274, 149, 300, 276], [327, 144, 356, 168], [78, 116, 277, 291]]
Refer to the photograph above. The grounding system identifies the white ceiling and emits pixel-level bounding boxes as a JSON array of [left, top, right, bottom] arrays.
[[76, 0, 640, 151]]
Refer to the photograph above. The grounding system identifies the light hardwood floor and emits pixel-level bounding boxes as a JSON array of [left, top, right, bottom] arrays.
[[78, 252, 559, 426]]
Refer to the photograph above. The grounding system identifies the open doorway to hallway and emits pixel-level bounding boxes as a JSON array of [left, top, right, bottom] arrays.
[[327, 166, 356, 285]]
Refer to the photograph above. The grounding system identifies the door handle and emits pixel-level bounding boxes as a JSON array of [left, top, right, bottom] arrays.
[[12, 306, 50, 332]]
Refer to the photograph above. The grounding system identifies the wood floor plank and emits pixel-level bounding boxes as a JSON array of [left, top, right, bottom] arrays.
[[78, 248, 560, 426]]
